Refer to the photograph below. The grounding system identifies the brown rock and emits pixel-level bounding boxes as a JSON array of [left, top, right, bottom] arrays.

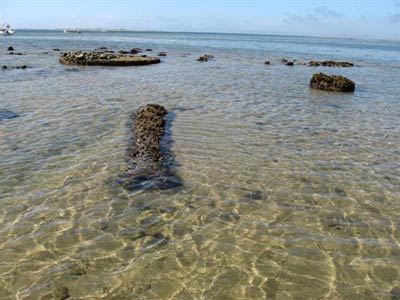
[[131, 104, 168, 163], [310, 73, 355, 92], [130, 48, 142, 54], [197, 54, 214, 62], [309, 61, 354, 67], [121, 104, 183, 190], [59, 51, 161, 66]]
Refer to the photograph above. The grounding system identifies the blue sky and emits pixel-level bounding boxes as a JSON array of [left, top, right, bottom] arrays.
[[1, 0, 400, 39]]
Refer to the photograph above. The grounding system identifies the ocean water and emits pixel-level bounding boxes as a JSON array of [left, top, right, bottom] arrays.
[[1, 30, 400, 300]]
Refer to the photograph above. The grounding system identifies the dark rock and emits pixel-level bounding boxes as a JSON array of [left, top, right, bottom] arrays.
[[0, 109, 19, 121], [1, 65, 28, 70], [146, 48, 153, 51], [158, 52, 167, 57], [59, 51, 161, 66], [309, 61, 354, 67], [118, 50, 130, 54], [121, 104, 183, 191], [197, 54, 214, 62], [282, 58, 294, 66], [131, 104, 168, 162], [7, 46, 14, 51], [141, 55, 147, 57], [265, 61, 271, 65], [130, 48, 142, 54], [310, 73, 355, 92], [53, 48, 60, 51], [97, 47, 108, 50]]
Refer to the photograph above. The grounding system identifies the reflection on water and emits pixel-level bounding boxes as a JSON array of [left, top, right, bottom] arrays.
[[0, 31, 400, 299]]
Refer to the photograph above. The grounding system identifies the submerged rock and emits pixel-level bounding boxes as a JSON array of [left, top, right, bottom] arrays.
[[197, 54, 214, 62], [1, 65, 28, 70], [118, 50, 130, 54], [146, 48, 153, 51], [59, 51, 161, 66], [7, 46, 14, 51], [265, 61, 271, 65], [121, 104, 182, 191], [158, 52, 167, 57], [131, 104, 168, 163], [130, 48, 142, 54], [309, 61, 354, 67], [310, 73, 355, 92], [53, 48, 61, 51], [0, 109, 19, 121], [281, 58, 295, 66]]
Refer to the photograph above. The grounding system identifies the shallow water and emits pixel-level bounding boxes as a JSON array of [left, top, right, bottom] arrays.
[[1, 31, 400, 300]]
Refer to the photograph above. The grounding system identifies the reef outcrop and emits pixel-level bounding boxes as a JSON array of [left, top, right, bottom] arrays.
[[59, 51, 160, 66], [309, 61, 354, 67], [310, 73, 355, 92], [121, 104, 182, 190]]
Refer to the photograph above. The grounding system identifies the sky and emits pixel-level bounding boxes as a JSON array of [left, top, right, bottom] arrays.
[[1, 0, 399, 40]]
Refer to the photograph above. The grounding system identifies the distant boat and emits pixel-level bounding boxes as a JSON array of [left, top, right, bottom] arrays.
[[64, 28, 81, 34], [0, 23, 14, 36]]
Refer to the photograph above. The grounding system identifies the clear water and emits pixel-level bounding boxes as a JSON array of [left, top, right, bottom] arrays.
[[1, 30, 400, 300]]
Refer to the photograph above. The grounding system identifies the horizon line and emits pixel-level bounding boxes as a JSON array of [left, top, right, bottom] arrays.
[[10, 28, 400, 43]]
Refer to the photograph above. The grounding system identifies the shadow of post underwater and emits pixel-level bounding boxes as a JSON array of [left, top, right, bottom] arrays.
[[118, 104, 183, 192]]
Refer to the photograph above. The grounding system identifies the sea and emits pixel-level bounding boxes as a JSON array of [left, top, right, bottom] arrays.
[[1, 30, 400, 300]]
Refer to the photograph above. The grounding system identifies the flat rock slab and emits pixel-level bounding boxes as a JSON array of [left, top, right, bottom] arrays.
[[59, 51, 161, 66], [310, 73, 355, 92]]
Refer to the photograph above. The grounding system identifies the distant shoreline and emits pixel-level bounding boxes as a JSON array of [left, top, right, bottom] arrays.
[[11, 28, 400, 43]]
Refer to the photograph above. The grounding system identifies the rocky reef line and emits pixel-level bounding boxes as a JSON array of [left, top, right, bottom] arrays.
[[120, 104, 182, 191], [59, 51, 161, 66]]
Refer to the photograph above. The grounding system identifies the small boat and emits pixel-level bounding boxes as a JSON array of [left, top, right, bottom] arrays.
[[0, 23, 14, 36], [63, 28, 81, 34]]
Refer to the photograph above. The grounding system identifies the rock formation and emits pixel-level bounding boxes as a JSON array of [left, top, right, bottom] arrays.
[[197, 54, 214, 62], [309, 61, 354, 67], [59, 51, 161, 66], [121, 104, 182, 191], [310, 73, 355, 92]]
